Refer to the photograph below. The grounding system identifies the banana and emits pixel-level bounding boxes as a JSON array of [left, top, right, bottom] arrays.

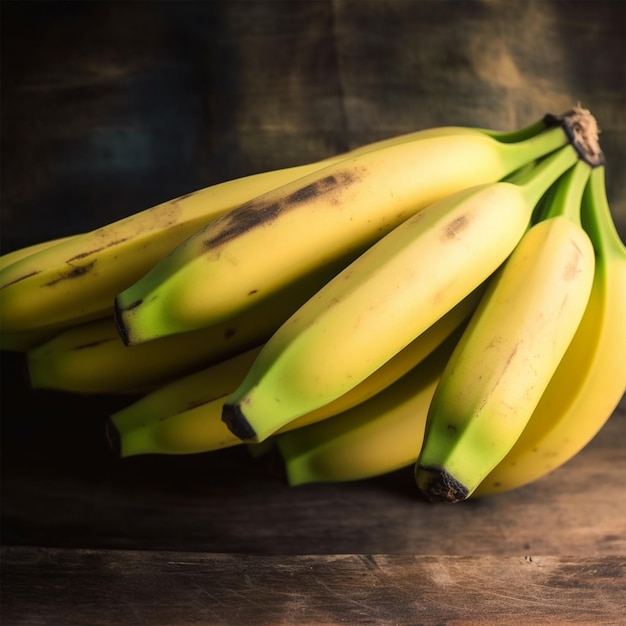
[[114, 122, 573, 345], [0, 236, 80, 351], [111, 290, 479, 456], [26, 264, 347, 394], [415, 160, 596, 503], [0, 122, 527, 335], [474, 165, 626, 496], [0, 164, 337, 333], [221, 144, 580, 444], [276, 332, 458, 485]]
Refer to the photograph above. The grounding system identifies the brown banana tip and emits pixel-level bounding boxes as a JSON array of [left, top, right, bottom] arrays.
[[221, 403, 258, 442], [415, 465, 470, 504], [105, 418, 122, 457]]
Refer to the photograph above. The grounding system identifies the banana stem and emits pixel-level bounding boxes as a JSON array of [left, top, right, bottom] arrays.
[[515, 146, 579, 209], [542, 160, 591, 225], [486, 117, 548, 144], [500, 124, 570, 173], [582, 166, 626, 256]]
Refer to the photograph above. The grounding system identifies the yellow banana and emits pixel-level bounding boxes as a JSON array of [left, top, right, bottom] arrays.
[[475, 165, 626, 496], [276, 333, 457, 485], [0, 122, 521, 335], [111, 290, 478, 456], [0, 235, 80, 351], [114, 123, 573, 345], [221, 145, 580, 443], [415, 160, 596, 503]]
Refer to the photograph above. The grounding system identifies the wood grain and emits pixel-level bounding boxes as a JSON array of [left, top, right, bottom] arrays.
[[1, 547, 624, 625]]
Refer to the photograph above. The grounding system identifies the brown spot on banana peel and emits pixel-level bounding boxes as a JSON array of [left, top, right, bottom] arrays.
[[201, 171, 359, 251], [65, 237, 130, 263], [43, 261, 97, 286], [72, 337, 117, 350], [443, 214, 470, 240]]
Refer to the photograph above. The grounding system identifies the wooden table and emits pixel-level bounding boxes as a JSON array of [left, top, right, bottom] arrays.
[[1, 2, 625, 623], [1, 355, 625, 624]]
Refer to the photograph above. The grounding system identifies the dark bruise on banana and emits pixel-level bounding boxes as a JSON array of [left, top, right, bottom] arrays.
[[200, 171, 359, 251], [0, 198, 185, 291]]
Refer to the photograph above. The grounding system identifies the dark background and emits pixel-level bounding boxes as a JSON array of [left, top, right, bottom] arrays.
[[1, 0, 624, 254], [1, 1, 625, 555]]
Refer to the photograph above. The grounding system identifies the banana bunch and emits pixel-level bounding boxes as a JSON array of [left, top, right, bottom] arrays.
[[2, 105, 624, 503]]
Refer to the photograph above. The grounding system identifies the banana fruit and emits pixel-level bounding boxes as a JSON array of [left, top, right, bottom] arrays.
[[2, 105, 620, 504], [474, 165, 626, 496], [221, 144, 578, 443], [114, 124, 569, 344], [415, 160, 596, 502]]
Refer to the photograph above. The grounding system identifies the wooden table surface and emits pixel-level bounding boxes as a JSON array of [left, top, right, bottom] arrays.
[[1, 364, 625, 624], [1, 2, 625, 624]]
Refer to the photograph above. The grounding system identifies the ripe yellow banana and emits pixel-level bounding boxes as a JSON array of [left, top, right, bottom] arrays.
[[0, 122, 525, 335], [415, 160, 596, 503], [474, 165, 626, 496], [0, 235, 81, 351], [114, 123, 572, 345], [276, 332, 458, 485], [221, 145, 580, 443], [111, 290, 478, 456]]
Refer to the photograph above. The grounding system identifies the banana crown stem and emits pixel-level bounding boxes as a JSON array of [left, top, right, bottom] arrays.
[[515, 145, 579, 209], [541, 160, 592, 225], [582, 167, 626, 258]]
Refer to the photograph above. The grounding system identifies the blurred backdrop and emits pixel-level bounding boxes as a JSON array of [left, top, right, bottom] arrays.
[[1, 0, 625, 254]]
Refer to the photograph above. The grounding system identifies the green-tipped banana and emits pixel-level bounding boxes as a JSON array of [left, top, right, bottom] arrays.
[[114, 120, 575, 345], [415, 160, 596, 503], [0, 120, 543, 335], [222, 144, 580, 443], [276, 333, 458, 485], [26, 265, 346, 394], [475, 165, 626, 496], [110, 290, 479, 456]]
